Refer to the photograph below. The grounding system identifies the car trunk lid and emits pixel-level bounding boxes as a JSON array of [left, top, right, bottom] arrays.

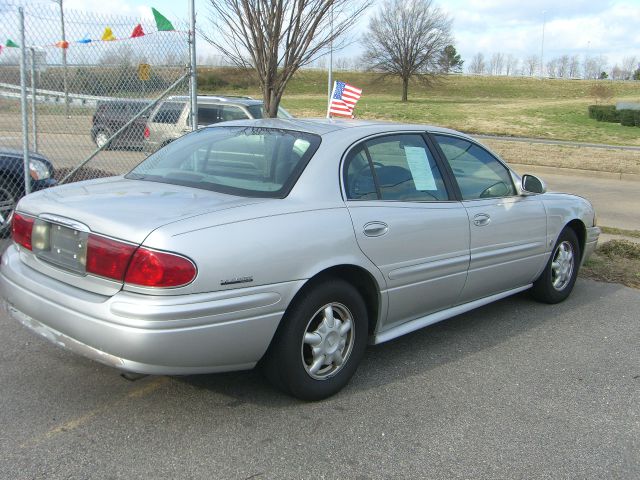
[[14, 176, 265, 295]]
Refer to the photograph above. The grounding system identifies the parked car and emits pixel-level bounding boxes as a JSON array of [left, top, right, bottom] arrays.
[[142, 95, 292, 152], [1, 119, 600, 400], [0, 148, 56, 235], [91, 99, 151, 150]]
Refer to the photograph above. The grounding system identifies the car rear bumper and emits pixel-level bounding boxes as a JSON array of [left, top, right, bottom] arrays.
[[0, 244, 299, 375]]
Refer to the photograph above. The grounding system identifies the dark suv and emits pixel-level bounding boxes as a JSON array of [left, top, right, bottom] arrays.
[[0, 149, 57, 234], [91, 99, 151, 150]]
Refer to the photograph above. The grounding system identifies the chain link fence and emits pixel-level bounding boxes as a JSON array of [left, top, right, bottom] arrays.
[[0, 0, 191, 233]]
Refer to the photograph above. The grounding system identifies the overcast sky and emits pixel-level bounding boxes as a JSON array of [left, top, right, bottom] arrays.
[[38, 0, 640, 68]]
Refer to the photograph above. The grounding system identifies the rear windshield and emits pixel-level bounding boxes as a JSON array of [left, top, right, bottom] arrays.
[[127, 126, 321, 198]]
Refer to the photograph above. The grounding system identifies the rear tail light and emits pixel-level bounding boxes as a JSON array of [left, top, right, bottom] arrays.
[[143, 125, 150, 138], [125, 248, 196, 288], [86, 234, 137, 281], [86, 234, 195, 287], [11, 220, 195, 288], [11, 213, 35, 250]]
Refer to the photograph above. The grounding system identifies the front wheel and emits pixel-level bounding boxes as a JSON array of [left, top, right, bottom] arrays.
[[531, 227, 580, 304], [263, 279, 368, 401], [0, 185, 17, 238]]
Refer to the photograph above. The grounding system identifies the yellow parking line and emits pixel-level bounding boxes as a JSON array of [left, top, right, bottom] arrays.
[[20, 376, 170, 448]]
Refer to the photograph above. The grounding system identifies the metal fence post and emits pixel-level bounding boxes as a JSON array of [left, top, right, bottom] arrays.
[[188, 0, 198, 131], [18, 7, 31, 195], [30, 47, 38, 153]]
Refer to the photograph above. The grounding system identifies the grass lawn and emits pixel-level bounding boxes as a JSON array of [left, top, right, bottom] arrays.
[[199, 69, 640, 146]]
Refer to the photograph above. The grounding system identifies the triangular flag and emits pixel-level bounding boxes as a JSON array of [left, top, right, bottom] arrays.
[[101, 27, 116, 41], [55, 40, 69, 49], [6, 39, 19, 48], [77, 37, 92, 44], [152, 8, 174, 31], [131, 24, 145, 38]]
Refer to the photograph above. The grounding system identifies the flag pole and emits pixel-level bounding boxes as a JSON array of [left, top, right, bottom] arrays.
[[326, 3, 333, 117], [326, 81, 337, 118]]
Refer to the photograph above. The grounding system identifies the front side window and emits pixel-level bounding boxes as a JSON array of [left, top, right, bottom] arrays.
[[434, 135, 516, 200], [127, 126, 320, 198], [344, 134, 448, 202]]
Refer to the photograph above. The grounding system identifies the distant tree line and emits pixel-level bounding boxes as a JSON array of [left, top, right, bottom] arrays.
[[467, 52, 639, 81]]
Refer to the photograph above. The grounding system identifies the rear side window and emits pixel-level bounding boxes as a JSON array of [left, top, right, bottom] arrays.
[[197, 106, 221, 125], [152, 102, 184, 124], [247, 104, 293, 119], [220, 106, 249, 121], [344, 134, 448, 202]]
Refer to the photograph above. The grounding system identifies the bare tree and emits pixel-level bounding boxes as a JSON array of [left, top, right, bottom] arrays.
[[524, 55, 539, 76], [583, 55, 608, 80], [568, 55, 580, 78], [204, 0, 370, 116], [468, 53, 486, 75], [621, 56, 638, 80], [505, 54, 518, 76], [546, 58, 558, 78], [362, 0, 452, 101], [610, 65, 623, 80], [489, 52, 504, 75], [557, 55, 570, 78]]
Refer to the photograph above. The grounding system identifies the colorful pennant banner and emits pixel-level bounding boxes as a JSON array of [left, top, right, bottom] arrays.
[[0, 8, 178, 54]]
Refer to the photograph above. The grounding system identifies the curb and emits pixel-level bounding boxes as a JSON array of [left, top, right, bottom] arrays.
[[510, 163, 640, 183]]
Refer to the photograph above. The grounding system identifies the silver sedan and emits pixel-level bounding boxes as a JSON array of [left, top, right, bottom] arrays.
[[0, 119, 600, 400]]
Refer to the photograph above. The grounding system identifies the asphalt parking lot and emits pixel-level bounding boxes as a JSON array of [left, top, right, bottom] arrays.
[[1, 278, 638, 479]]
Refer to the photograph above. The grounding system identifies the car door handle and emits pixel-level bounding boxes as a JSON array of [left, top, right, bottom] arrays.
[[363, 221, 389, 237], [473, 213, 491, 226]]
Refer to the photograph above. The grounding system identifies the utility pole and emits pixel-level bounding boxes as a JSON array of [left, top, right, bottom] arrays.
[[540, 10, 546, 79], [326, 3, 333, 118], [53, 0, 70, 117], [188, 0, 198, 130]]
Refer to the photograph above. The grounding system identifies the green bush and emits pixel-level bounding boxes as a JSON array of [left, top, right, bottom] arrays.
[[635, 111, 640, 127], [588, 105, 619, 122], [619, 109, 636, 127]]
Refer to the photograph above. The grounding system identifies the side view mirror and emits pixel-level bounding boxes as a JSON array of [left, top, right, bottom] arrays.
[[521, 174, 546, 194]]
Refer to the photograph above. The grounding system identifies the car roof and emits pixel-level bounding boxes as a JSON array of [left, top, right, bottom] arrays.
[[166, 95, 263, 107], [205, 117, 471, 138]]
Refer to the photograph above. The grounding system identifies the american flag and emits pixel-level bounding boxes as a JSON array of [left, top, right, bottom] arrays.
[[328, 81, 362, 118]]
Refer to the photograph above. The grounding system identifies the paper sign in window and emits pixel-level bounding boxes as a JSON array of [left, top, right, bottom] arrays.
[[404, 147, 437, 190]]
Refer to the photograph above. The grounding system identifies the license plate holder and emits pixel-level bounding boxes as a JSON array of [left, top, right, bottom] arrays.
[[34, 222, 89, 274]]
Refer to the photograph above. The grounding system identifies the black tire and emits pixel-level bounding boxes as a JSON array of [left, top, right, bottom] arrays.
[[262, 279, 368, 401], [0, 184, 17, 238], [531, 227, 581, 304]]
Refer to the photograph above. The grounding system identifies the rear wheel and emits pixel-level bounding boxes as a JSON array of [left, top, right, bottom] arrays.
[[263, 279, 368, 400], [531, 227, 580, 304]]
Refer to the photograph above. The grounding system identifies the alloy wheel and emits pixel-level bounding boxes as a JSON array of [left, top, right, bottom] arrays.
[[301, 302, 355, 380]]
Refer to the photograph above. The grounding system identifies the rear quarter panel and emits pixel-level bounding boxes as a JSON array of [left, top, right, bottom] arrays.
[[137, 202, 386, 298]]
